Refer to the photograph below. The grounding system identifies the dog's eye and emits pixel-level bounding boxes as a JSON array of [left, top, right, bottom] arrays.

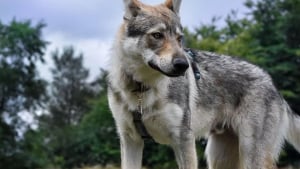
[[177, 35, 183, 43], [151, 32, 164, 40]]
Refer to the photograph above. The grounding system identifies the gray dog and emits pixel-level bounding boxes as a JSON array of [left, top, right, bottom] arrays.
[[107, 0, 300, 168]]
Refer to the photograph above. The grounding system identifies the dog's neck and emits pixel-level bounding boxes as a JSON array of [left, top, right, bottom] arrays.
[[131, 81, 150, 93], [124, 72, 151, 93], [118, 56, 165, 87]]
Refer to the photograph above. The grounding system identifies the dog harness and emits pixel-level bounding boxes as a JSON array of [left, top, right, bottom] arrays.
[[184, 48, 201, 80], [131, 82, 153, 140], [132, 49, 201, 140]]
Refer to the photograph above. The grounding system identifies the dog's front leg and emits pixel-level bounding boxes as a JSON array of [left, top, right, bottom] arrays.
[[172, 128, 198, 169], [120, 132, 144, 169]]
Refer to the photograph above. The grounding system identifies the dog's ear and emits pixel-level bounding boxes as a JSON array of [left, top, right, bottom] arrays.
[[123, 0, 142, 19], [165, 0, 182, 15]]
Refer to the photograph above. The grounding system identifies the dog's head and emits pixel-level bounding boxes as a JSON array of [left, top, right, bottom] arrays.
[[121, 0, 188, 77]]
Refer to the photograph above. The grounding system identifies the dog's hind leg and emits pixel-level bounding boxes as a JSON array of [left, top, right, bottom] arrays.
[[238, 128, 278, 169], [172, 128, 198, 169], [237, 100, 289, 169], [205, 129, 240, 169], [237, 110, 284, 169]]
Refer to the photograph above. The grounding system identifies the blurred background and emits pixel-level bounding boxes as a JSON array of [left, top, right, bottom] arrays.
[[0, 0, 299, 169]]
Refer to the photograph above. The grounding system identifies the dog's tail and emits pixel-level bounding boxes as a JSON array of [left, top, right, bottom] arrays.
[[286, 102, 300, 152]]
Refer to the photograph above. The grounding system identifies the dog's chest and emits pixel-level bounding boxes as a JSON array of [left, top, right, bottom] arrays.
[[142, 102, 184, 144], [124, 90, 184, 145]]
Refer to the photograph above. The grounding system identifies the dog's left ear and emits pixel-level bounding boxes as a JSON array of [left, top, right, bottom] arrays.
[[123, 0, 142, 19], [165, 0, 182, 15]]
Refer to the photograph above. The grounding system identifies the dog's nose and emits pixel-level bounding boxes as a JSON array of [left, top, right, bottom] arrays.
[[172, 57, 189, 73]]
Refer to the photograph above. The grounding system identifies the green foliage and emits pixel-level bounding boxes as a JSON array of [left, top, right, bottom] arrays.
[[0, 20, 47, 114], [77, 93, 120, 166], [48, 46, 92, 127], [0, 120, 19, 169], [0, 19, 48, 169], [35, 70, 119, 169], [36, 46, 99, 168], [143, 143, 176, 169], [18, 129, 51, 168]]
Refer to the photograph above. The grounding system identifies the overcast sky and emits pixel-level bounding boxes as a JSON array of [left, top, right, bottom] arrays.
[[0, 0, 249, 81]]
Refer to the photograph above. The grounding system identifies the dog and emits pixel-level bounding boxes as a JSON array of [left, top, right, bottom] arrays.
[[107, 0, 300, 169]]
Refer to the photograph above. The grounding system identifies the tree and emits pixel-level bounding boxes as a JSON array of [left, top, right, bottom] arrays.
[[0, 19, 47, 169], [47, 46, 92, 128], [0, 20, 47, 115], [38, 46, 95, 168]]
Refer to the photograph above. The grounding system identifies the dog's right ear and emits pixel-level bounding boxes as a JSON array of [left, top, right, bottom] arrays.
[[123, 0, 141, 20]]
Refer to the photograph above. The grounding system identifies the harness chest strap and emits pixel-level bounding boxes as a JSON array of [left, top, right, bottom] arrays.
[[132, 110, 152, 140], [131, 83, 153, 140]]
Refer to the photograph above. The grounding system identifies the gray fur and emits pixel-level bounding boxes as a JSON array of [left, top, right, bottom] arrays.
[[108, 1, 300, 169], [168, 76, 189, 110]]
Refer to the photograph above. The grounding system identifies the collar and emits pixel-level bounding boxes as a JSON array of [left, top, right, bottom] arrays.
[[131, 81, 151, 93]]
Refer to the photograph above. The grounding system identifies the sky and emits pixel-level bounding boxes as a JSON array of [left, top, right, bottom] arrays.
[[0, 0, 249, 81]]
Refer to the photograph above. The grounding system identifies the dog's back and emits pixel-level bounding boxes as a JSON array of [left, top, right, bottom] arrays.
[[188, 50, 300, 169]]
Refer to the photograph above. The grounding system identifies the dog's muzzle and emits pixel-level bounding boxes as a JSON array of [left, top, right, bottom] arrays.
[[148, 57, 189, 77], [172, 57, 189, 75]]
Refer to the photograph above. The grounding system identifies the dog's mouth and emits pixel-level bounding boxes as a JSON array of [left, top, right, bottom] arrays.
[[148, 61, 186, 77]]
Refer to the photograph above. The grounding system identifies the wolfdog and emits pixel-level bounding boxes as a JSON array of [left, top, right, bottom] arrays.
[[107, 0, 300, 169]]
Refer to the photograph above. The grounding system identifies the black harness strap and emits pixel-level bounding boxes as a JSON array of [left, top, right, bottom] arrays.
[[184, 48, 201, 80], [132, 110, 152, 140], [131, 82, 153, 140]]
